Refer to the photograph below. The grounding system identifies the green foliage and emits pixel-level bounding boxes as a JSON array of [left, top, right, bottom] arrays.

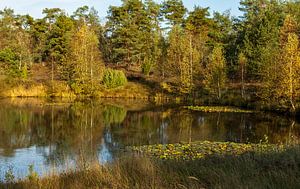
[[5, 166, 15, 183], [68, 24, 103, 95], [27, 164, 39, 183], [161, 0, 187, 26], [103, 69, 127, 89], [204, 46, 227, 99], [239, 0, 283, 80], [141, 57, 154, 76], [106, 0, 161, 66], [1, 1, 300, 111], [166, 25, 195, 94], [102, 105, 127, 124], [0, 48, 20, 77]]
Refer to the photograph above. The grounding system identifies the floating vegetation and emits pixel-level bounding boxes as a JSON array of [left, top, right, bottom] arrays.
[[186, 106, 254, 113], [131, 141, 285, 160]]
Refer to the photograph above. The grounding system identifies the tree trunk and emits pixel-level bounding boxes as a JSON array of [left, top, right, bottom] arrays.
[[241, 64, 245, 99]]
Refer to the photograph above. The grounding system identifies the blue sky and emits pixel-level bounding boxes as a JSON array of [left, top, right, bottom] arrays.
[[0, 0, 241, 20]]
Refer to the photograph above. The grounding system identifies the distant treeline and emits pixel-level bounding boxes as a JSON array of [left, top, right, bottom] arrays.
[[0, 0, 300, 111]]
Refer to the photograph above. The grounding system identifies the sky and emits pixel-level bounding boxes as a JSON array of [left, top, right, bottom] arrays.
[[0, 0, 241, 20]]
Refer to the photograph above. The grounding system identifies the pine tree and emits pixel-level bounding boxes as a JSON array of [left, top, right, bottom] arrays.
[[239, 0, 283, 80], [161, 0, 187, 26], [106, 0, 151, 65], [42, 9, 74, 82]]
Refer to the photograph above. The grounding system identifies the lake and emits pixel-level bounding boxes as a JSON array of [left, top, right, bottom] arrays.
[[0, 98, 299, 180]]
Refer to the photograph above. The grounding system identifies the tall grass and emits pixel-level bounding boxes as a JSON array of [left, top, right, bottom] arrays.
[[2, 84, 47, 97], [1, 146, 300, 189]]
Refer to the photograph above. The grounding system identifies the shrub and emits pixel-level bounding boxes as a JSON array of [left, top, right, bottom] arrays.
[[0, 48, 29, 79], [141, 58, 153, 76], [103, 69, 127, 89]]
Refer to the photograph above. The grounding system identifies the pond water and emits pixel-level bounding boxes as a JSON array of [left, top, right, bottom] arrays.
[[0, 98, 299, 180]]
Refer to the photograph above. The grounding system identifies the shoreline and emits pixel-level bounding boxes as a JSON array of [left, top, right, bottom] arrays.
[[1, 143, 299, 188]]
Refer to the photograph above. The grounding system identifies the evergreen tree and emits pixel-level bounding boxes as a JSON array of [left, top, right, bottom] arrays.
[[42, 9, 74, 81], [161, 0, 187, 26], [106, 0, 149, 65], [106, 0, 161, 76], [239, 0, 283, 80]]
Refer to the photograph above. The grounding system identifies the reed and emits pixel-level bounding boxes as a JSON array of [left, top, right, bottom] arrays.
[[1, 145, 300, 189]]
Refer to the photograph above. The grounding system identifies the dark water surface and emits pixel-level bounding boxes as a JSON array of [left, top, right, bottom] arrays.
[[0, 98, 299, 180]]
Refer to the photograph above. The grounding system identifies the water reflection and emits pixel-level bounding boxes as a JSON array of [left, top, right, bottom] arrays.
[[0, 98, 299, 179]]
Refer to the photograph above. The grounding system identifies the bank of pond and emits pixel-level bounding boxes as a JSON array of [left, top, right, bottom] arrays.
[[1, 143, 300, 189]]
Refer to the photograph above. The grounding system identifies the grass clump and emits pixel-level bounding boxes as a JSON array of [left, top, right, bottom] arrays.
[[186, 106, 254, 113], [2, 84, 47, 97], [103, 68, 127, 89]]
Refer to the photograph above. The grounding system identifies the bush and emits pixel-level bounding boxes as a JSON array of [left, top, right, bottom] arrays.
[[103, 69, 127, 89], [141, 58, 153, 76], [0, 48, 29, 78]]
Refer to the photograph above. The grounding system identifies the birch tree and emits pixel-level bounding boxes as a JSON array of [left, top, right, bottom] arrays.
[[277, 33, 300, 111], [68, 24, 103, 94], [204, 46, 227, 99]]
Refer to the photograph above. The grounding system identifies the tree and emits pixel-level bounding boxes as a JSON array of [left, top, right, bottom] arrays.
[[238, 52, 247, 98], [142, 0, 162, 76], [72, 6, 101, 34], [165, 25, 193, 93], [279, 14, 298, 46], [106, 0, 150, 65], [29, 18, 48, 64], [105, 0, 162, 77], [0, 9, 32, 79], [68, 24, 103, 94], [185, 6, 211, 86], [161, 0, 187, 26], [204, 46, 227, 99], [0, 48, 19, 77], [277, 33, 300, 111], [259, 14, 299, 109], [239, 0, 283, 80], [42, 9, 74, 82]]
